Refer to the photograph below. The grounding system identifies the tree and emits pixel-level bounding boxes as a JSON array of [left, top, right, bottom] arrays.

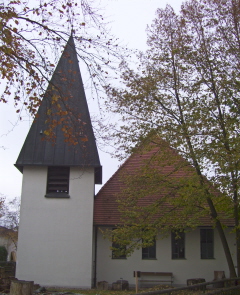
[[0, 196, 20, 231], [105, 0, 240, 277], [0, 0, 122, 142], [0, 195, 19, 251]]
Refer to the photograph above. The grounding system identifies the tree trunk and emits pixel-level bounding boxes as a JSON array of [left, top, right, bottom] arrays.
[[10, 280, 33, 295], [235, 228, 240, 276], [207, 197, 237, 278], [232, 184, 240, 276], [215, 219, 237, 278]]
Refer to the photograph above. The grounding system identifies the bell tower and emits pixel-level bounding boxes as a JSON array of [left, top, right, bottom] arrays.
[[15, 36, 102, 288]]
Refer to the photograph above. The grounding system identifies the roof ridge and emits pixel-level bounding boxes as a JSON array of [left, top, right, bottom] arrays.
[[95, 155, 130, 196]]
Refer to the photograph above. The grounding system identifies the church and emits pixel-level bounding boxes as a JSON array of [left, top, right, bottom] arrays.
[[14, 36, 236, 288]]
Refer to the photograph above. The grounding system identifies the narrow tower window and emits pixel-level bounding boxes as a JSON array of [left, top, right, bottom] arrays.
[[46, 167, 70, 197]]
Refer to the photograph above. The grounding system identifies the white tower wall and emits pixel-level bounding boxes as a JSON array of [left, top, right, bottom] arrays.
[[16, 166, 95, 288]]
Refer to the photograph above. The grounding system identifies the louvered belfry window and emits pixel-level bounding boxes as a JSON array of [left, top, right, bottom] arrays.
[[47, 167, 70, 194]]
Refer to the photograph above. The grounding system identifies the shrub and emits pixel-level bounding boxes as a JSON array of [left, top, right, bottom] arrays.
[[0, 246, 8, 261]]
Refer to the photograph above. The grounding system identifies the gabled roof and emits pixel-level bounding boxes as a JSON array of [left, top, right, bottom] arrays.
[[94, 138, 234, 226], [15, 36, 102, 184]]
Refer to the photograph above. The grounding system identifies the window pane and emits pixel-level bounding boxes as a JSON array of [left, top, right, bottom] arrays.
[[172, 232, 185, 259], [112, 242, 126, 259], [142, 240, 156, 259], [200, 229, 214, 259]]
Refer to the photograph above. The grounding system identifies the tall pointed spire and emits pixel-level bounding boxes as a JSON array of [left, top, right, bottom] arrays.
[[15, 36, 102, 184]]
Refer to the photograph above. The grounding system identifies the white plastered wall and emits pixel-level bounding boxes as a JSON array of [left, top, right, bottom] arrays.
[[96, 227, 236, 286], [16, 166, 95, 288]]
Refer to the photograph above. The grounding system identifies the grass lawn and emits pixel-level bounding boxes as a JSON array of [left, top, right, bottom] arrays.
[[46, 284, 210, 295]]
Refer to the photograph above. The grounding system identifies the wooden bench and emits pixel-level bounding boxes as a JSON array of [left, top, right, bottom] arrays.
[[134, 271, 174, 286]]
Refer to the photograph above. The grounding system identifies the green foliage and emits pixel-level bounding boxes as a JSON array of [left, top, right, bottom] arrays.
[[0, 0, 123, 143], [105, 137, 231, 257], [105, 0, 240, 277], [0, 246, 8, 261]]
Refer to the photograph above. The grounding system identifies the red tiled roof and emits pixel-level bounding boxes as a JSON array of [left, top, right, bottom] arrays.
[[94, 138, 234, 227]]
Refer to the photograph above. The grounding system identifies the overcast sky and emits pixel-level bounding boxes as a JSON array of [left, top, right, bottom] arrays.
[[0, 0, 182, 200]]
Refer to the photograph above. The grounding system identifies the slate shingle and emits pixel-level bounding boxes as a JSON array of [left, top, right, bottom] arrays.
[[15, 36, 102, 184]]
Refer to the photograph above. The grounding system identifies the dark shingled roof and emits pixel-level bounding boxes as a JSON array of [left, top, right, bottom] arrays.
[[15, 35, 102, 184]]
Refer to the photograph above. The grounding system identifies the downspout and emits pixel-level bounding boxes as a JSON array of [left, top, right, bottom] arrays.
[[93, 225, 98, 288]]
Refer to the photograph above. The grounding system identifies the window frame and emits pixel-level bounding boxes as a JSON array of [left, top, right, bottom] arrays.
[[45, 166, 70, 198], [142, 239, 156, 260], [111, 228, 127, 259], [171, 231, 185, 259], [111, 242, 127, 259], [200, 228, 214, 259]]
